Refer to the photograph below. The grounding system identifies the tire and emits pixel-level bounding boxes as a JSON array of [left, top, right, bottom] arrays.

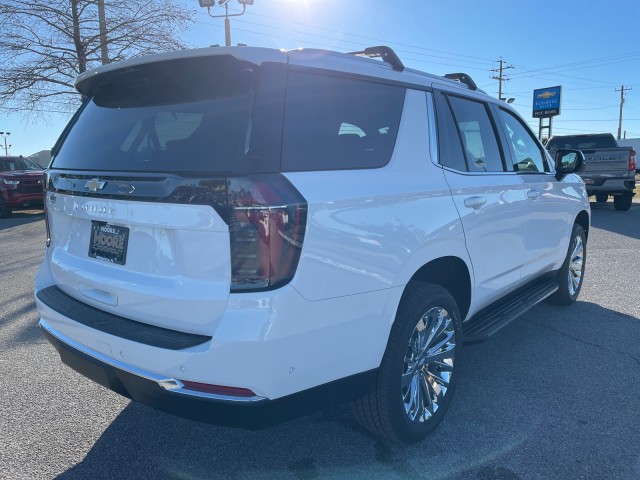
[[351, 282, 462, 443], [548, 224, 586, 306], [0, 199, 11, 219], [613, 194, 633, 211], [595, 194, 608, 203]]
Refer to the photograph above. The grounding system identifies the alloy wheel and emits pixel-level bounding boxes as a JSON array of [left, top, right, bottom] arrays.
[[401, 307, 456, 423]]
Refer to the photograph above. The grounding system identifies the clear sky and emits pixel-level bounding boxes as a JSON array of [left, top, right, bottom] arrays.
[[3, 0, 640, 156]]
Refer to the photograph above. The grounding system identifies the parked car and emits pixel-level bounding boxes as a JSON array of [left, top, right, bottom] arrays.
[[546, 133, 636, 210], [0, 156, 44, 218], [35, 45, 590, 443]]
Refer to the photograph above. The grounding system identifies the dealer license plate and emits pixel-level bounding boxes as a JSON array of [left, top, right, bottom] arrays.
[[88, 221, 129, 265]]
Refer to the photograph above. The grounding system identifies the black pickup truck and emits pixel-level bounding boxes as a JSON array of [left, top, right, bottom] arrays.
[[546, 133, 636, 211]]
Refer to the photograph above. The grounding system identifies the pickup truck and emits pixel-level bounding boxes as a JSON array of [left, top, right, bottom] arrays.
[[0, 156, 45, 218], [546, 133, 636, 211]]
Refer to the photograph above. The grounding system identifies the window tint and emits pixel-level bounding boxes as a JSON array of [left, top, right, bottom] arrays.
[[434, 92, 466, 171], [499, 109, 548, 173], [52, 56, 254, 173], [281, 72, 405, 171], [447, 96, 504, 172]]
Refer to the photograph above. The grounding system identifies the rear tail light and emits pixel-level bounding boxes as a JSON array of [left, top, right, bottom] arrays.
[[629, 148, 636, 171], [227, 174, 307, 292], [43, 172, 51, 247]]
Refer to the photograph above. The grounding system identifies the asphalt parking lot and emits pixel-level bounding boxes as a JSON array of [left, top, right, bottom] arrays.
[[1, 204, 639, 480]]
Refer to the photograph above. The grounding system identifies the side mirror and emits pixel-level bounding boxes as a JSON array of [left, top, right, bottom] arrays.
[[554, 149, 585, 178]]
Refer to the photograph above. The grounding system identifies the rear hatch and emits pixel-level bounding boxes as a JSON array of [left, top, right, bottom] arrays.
[[578, 148, 633, 178], [44, 50, 305, 336]]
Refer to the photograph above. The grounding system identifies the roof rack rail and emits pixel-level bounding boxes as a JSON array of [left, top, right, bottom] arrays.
[[349, 46, 404, 72], [444, 73, 478, 91]]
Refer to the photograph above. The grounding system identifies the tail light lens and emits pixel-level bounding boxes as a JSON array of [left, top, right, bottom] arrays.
[[629, 148, 636, 171], [228, 174, 307, 292], [43, 172, 51, 247]]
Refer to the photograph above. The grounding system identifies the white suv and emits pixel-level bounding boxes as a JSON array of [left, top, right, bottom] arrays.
[[35, 46, 590, 443]]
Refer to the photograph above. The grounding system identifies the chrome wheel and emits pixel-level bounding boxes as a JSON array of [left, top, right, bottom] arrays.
[[568, 234, 584, 296], [402, 306, 456, 423]]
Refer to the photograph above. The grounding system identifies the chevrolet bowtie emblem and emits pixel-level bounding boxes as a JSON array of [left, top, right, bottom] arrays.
[[85, 178, 106, 192], [537, 91, 557, 99]]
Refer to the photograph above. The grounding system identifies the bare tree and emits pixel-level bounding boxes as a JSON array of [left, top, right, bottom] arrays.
[[0, 0, 194, 116]]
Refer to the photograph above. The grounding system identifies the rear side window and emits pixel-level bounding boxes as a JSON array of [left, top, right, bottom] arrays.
[[447, 95, 505, 172], [281, 72, 405, 171], [52, 56, 254, 173], [434, 92, 466, 171], [498, 108, 548, 173]]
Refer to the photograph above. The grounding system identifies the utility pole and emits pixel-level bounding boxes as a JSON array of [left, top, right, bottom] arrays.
[[490, 57, 514, 102], [616, 85, 632, 140]]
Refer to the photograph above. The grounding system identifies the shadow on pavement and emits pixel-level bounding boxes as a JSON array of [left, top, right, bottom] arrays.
[[0, 209, 45, 231], [54, 301, 640, 480], [589, 201, 640, 240]]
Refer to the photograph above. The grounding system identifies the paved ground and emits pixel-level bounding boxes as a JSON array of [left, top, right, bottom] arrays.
[[1, 204, 639, 480]]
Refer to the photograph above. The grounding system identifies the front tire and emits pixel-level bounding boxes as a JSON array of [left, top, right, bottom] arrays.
[[613, 194, 633, 211], [595, 194, 608, 204], [351, 282, 462, 443], [548, 224, 586, 305]]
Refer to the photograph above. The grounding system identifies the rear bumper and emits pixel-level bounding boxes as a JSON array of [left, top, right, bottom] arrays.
[[40, 319, 377, 428], [583, 177, 636, 195]]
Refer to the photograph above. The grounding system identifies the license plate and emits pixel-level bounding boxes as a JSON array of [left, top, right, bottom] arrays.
[[583, 179, 594, 185], [88, 221, 129, 265]]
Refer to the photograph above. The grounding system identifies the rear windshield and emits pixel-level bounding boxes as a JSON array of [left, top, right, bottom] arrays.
[[52, 56, 255, 173], [547, 135, 617, 150]]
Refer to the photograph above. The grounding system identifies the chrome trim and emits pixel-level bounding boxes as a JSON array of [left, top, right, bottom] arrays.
[[39, 319, 267, 403]]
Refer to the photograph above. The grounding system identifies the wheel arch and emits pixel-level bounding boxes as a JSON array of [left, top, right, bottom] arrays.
[[404, 256, 472, 321], [575, 210, 590, 240]]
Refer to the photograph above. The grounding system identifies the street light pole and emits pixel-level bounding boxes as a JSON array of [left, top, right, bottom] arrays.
[[198, 0, 253, 47], [0, 132, 11, 156]]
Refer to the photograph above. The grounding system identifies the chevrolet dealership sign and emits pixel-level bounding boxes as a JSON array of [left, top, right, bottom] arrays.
[[532, 86, 562, 118]]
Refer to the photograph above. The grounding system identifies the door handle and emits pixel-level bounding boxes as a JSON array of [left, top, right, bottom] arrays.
[[527, 190, 541, 200], [464, 196, 486, 209]]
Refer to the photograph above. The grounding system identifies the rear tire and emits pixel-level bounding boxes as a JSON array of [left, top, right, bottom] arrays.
[[351, 282, 462, 443], [613, 194, 633, 211], [0, 199, 11, 219], [548, 224, 586, 306], [595, 194, 608, 203]]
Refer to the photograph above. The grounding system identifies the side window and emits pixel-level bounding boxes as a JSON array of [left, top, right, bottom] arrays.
[[281, 71, 405, 171], [498, 109, 548, 173], [434, 92, 467, 171], [447, 96, 505, 172]]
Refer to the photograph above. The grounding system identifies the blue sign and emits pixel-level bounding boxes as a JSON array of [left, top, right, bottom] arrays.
[[533, 86, 562, 118]]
